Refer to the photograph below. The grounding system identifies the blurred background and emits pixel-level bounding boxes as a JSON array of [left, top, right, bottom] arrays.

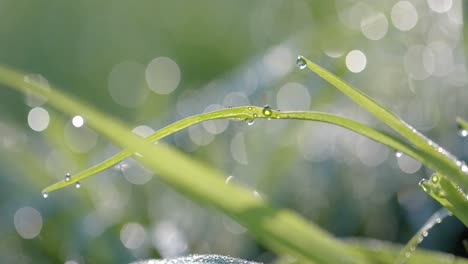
[[1, 0, 468, 263]]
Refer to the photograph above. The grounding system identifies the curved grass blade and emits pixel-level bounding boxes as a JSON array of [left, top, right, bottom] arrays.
[[298, 56, 468, 189], [457, 117, 468, 130], [43, 107, 427, 194], [0, 65, 370, 263], [419, 173, 468, 226], [394, 207, 452, 264]]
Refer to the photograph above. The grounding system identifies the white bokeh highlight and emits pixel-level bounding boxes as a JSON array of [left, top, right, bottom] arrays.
[[391, 1, 418, 31], [145, 57, 181, 95], [345, 50, 367, 73], [27, 107, 50, 132], [14, 207, 43, 239]]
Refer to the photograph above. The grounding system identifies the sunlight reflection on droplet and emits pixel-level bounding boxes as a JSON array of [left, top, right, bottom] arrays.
[[145, 57, 181, 95], [391, 1, 418, 31], [345, 50, 367, 73], [72, 115, 84, 128], [120, 222, 147, 250], [360, 12, 388, 40], [14, 207, 43, 239], [276, 82, 310, 111], [27, 107, 50, 132], [108, 61, 148, 108], [427, 0, 453, 13]]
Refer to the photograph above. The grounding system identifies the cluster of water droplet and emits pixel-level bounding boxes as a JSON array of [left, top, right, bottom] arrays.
[[399, 207, 453, 263], [296, 56, 307, 70]]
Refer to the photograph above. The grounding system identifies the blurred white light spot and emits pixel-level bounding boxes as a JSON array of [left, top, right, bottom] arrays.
[[403, 45, 434, 80], [397, 155, 422, 174], [108, 61, 148, 108], [132, 125, 155, 138], [28, 107, 50, 132], [120, 158, 153, 185], [276, 82, 310, 111], [391, 1, 418, 31], [72, 116, 84, 128], [188, 124, 214, 146], [360, 12, 388, 40], [427, 0, 452, 13], [14, 207, 43, 239], [152, 221, 187, 258], [64, 122, 98, 153], [355, 138, 389, 167], [202, 104, 229, 135], [23, 74, 50, 107], [145, 57, 181, 95], [345, 50, 367, 73], [120, 222, 146, 250], [427, 41, 454, 77], [222, 92, 250, 107], [230, 132, 248, 165], [263, 46, 294, 77], [223, 216, 247, 234]]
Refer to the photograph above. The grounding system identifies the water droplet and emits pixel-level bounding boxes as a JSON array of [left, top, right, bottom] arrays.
[[225, 175, 234, 184], [262, 105, 272, 117], [75, 182, 81, 189], [417, 236, 424, 243], [436, 218, 442, 224], [461, 164, 468, 173], [65, 173, 71, 182], [419, 178, 429, 192], [395, 151, 403, 158], [42, 193, 48, 198], [431, 174, 439, 183], [296, 56, 307, 69], [253, 114, 258, 118], [247, 106, 253, 111], [246, 119, 255, 126], [459, 129, 468, 137]]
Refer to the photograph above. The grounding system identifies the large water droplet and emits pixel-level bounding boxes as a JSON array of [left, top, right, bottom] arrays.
[[296, 56, 307, 69], [262, 105, 272, 117], [42, 193, 48, 199], [75, 182, 81, 189], [395, 151, 403, 158], [246, 119, 255, 126], [65, 173, 71, 182], [459, 129, 468, 137]]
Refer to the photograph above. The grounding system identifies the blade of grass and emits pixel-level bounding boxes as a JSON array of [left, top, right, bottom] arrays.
[[0, 65, 371, 263], [298, 56, 468, 189], [457, 117, 468, 130], [394, 207, 452, 264], [43, 107, 426, 193]]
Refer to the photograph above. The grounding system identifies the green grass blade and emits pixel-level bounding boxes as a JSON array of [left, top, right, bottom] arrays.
[[0, 65, 371, 263], [43, 107, 428, 194], [298, 56, 468, 189], [457, 117, 468, 130], [394, 207, 452, 264]]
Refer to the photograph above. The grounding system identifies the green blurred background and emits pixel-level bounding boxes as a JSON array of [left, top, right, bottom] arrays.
[[1, 0, 468, 263]]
